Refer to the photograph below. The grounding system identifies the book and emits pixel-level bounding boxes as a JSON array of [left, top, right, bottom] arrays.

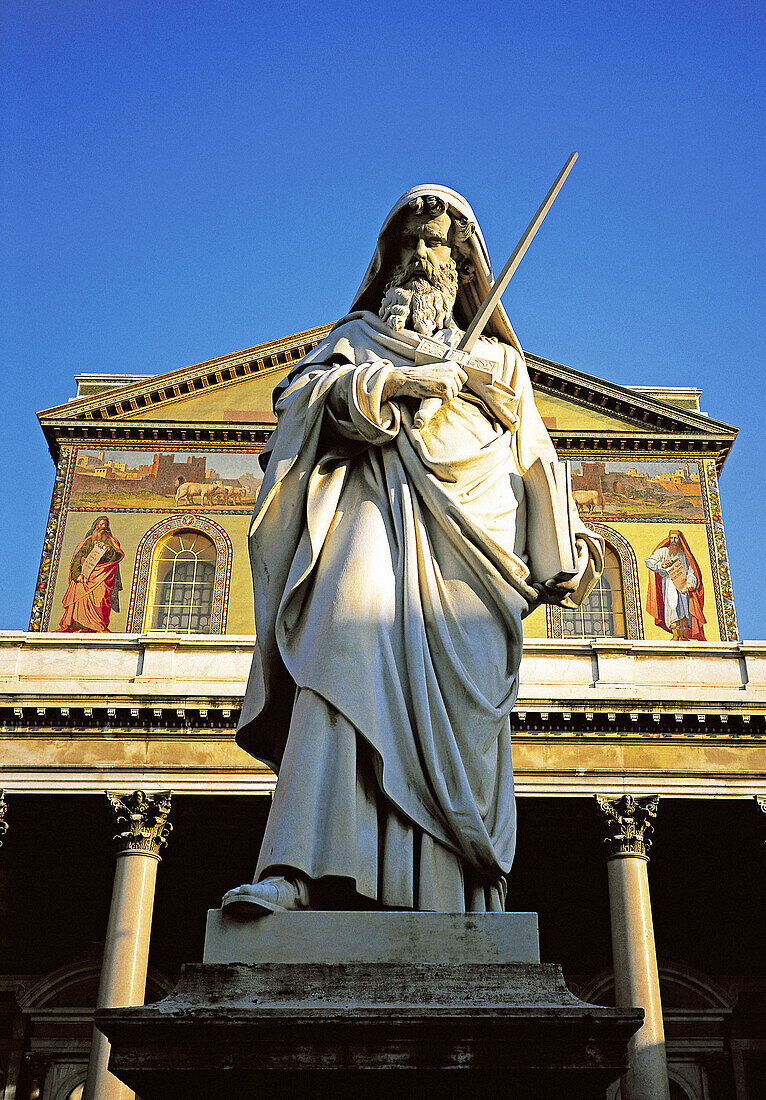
[[80, 543, 106, 581], [664, 555, 687, 592], [524, 457, 579, 584]]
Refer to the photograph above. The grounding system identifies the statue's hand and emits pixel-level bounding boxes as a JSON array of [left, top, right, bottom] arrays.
[[383, 360, 468, 404], [534, 539, 590, 605]]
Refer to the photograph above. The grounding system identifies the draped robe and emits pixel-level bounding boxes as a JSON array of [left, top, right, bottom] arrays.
[[236, 311, 600, 910], [59, 532, 123, 633]]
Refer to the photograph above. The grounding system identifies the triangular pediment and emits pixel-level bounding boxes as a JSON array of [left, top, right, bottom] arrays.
[[38, 325, 331, 428], [37, 325, 737, 469], [534, 390, 650, 433], [127, 367, 284, 424], [525, 353, 735, 441]]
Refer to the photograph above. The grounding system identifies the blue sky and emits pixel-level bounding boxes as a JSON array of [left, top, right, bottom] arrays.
[[2, 0, 764, 636]]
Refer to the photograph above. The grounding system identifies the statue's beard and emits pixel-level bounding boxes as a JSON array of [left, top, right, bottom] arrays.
[[379, 258, 459, 336]]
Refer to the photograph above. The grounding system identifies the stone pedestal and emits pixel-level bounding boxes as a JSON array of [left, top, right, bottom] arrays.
[[97, 910, 642, 1100]]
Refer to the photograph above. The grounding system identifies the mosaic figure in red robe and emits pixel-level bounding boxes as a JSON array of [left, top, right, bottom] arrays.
[[59, 516, 124, 632]]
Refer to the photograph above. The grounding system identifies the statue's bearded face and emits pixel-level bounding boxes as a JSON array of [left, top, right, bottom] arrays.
[[380, 210, 459, 336]]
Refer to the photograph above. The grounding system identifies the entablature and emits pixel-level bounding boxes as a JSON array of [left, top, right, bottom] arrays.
[[1, 634, 765, 741]]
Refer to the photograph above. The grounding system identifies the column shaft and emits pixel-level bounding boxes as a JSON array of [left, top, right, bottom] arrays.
[[98, 850, 159, 1006], [84, 791, 171, 1100], [607, 854, 669, 1100], [84, 851, 159, 1100]]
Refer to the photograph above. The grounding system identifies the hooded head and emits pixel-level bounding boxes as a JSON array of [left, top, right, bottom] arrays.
[[348, 185, 524, 355]]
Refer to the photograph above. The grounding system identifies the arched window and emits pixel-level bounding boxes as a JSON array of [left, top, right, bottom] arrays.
[[560, 545, 626, 638], [145, 530, 216, 633], [547, 523, 643, 640], [126, 514, 232, 633]]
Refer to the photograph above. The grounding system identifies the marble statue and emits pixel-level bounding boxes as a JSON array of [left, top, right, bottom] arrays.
[[224, 185, 603, 915]]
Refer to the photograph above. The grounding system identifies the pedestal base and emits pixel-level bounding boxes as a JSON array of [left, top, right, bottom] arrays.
[[97, 912, 642, 1100]]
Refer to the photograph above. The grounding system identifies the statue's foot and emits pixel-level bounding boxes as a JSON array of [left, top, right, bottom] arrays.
[[221, 874, 310, 917]]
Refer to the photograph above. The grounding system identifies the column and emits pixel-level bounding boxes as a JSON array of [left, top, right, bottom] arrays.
[[0, 791, 24, 1100], [595, 794, 670, 1100], [0, 791, 8, 938], [26, 1054, 51, 1100], [83, 791, 172, 1100]]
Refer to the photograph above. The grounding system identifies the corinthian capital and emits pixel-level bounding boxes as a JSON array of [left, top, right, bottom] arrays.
[[595, 794, 659, 859], [106, 790, 172, 858], [0, 792, 7, 848]]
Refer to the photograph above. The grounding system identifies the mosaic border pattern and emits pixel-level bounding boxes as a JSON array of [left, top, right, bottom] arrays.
[[70, 506, 253, 515], [69, 441, 266, 454], [547, 522, 643, 640], [701, 460, 738, 641], [35, 447, 77, 632], [125, 514, 232, 634], [594, 512, 704, 524], [29, 448, 73, 631]]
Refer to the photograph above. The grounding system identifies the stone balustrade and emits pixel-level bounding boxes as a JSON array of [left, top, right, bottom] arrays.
[[0, 632, 764, 705]]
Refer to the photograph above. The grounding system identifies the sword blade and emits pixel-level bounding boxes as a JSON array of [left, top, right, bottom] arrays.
[[458, 152, 578, 354]]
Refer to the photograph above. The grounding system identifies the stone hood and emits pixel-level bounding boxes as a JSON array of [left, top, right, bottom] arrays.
[[347, 184, 524, 356]]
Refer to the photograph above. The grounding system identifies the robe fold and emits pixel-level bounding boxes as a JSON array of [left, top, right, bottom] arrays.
[[58, 530, 123, 633], [237, 312, 602, 908], [645, 531, 706, 640]]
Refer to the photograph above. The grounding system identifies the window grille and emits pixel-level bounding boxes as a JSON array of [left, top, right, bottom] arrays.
[[560, 545, 626, 638], [146, 531, 216, 633]]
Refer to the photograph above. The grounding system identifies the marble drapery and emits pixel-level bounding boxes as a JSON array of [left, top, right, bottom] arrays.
[[237, 306, 602, 910]]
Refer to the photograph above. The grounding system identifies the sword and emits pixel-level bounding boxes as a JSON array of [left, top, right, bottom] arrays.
[[413, 152, 578, 429]]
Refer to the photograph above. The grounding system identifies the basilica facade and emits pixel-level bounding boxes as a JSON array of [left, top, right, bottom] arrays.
[[0, 329, 763, 1099]]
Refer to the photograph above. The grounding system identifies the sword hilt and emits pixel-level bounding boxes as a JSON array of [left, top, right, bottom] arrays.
[[412, 338, 501, 431], [414, 397, 442, 430]]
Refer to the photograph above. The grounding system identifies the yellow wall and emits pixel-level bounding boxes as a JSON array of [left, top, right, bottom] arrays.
[[48, 482, 722, 641], [533, 391, 649, 432], [50, 510, 255, 634], [522, 603, 548, 638], [40, 366, 731, 645], [130, 366, 288, 423], [521, 518, 719, 641]]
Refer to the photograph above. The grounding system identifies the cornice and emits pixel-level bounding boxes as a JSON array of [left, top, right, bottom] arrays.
[[36, 325, 332, 462], [2, 636, 766, 741], [1, 700, 763, 741], [38, 324, 332, 422], [46, 420, 273, 460], [36, 330, 737, 471], [525, 353, 737, 439], [549, 432, 733, 474]]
